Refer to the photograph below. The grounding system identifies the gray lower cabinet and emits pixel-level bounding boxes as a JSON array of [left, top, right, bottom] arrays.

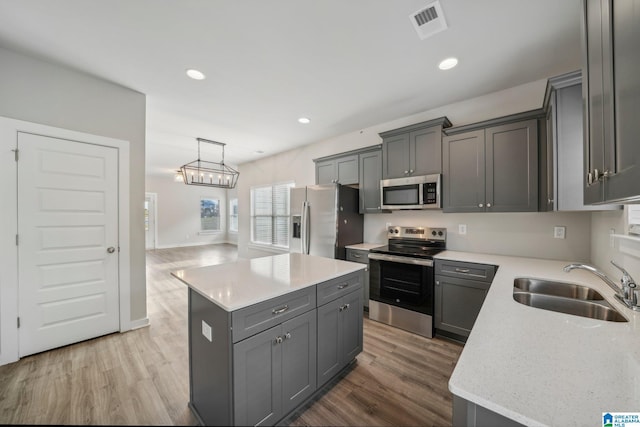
[[453, 395, 525, 427], [233, 309, 317, 426], [346, 247, 370, 308], [317, 288, 363, 387], [443, 114, 540, 213], [434, 259, 496, 340]]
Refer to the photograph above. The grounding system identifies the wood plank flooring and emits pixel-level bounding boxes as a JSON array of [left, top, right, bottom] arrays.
[[0, 244, 463, 426]]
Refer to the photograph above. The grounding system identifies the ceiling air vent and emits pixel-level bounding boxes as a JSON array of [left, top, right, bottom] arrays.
[[410, 1, 447, 40]]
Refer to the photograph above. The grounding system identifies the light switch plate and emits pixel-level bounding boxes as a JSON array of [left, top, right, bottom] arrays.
[[202, 320, 213, 342], [458, 224, 467, 235], [554, 226, 566, 239]]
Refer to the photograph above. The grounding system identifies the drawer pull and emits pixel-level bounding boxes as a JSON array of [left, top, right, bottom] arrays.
[[337, 283, 349, 289], [455, 268, 470, 273], [272, 305, 289, 315], [353, 254, 361, 258]]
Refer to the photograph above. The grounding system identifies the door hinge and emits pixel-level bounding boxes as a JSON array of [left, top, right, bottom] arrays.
[[12, 148, 19, 162], [17, 317, 20, 328], [15, 234, 19, 246]]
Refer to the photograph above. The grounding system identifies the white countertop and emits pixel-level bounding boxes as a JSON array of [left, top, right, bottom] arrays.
[[171, 253, 366, 312], [345, 243, 385, 251], [436, 250, 640, 426]]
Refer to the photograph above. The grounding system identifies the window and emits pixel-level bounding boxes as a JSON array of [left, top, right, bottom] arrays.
[[229, 198, 238, 232], [200, 198, 220, 232], [251, 182, 294, 247]]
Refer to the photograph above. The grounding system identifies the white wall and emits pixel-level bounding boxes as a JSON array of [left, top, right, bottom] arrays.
[[237, 77, 593, 262], [0, 46, 147, 322], [146, 175, 230, 248], [591, 208, 640, 287]]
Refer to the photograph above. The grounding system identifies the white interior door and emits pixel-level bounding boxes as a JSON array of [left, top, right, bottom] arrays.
[[17, 132, 120, 357]]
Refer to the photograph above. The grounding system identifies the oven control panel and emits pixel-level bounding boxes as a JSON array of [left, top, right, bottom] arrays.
[[387, 226, 446, 241]]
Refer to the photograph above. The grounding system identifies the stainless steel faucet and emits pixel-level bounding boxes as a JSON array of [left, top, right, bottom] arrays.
[[564, 261, 639, 311]]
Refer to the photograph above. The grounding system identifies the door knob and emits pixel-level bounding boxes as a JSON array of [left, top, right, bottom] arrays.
[[107, 247, 116, 254]]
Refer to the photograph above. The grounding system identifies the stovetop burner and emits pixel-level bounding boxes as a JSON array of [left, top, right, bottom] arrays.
[[369, 225, 446, 259]]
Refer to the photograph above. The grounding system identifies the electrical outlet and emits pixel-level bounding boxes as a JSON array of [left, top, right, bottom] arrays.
[[458, 224, 467, 235], [554, 226, 566, 239], [202, 320, 213, 342]]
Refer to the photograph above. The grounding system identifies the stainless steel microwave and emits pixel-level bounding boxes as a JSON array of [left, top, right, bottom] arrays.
[[380, 174, 441, 210]]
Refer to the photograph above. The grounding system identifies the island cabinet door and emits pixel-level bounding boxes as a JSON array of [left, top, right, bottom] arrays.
[[281, 310, 317, 415], [317, 289, 363, 388], [233, 324, 283, 426]]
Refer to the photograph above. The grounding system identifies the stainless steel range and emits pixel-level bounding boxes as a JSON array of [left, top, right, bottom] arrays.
[[368, 225, 446, 338]]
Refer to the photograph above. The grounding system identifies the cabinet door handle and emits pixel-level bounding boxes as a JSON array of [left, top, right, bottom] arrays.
[[275, 336, 283, 344], [435, 281, 440, 285], [409, 169, 414, 173], [455, 268, 470, 273], [272, 305, 289, 315], [339, 305, 344, 312], [344, 303, 350, 310], [337, 283, 349, 289], [478, 203, 484, 208], [284, 332, 291, 340], [404, 170, 409, 174], [486, 203, 492, 208]]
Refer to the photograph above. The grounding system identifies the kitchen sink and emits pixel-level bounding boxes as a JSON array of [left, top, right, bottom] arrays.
[[513, 278, 604, 300], [512, 292, 627, 322]]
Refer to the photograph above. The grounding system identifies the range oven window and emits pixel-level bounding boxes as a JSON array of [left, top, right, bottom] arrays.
[[369, 258, 433, 316], [382, 184, 420, 206]]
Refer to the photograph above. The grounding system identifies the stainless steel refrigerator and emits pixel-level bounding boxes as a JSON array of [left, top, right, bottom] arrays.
[[290, 184, 363, 260]]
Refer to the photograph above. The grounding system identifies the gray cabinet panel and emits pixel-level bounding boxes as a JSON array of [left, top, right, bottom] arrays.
[[382, 133, 411, 179], [359, 149, 385, 214], [233, 324, 282, 426], [582, 0, 640, 203], [281, 310, 317, 415], [336, 155, 359, 185], [345, 248, 370, 308], [317, 288, 363, 387], [232, 287, 315, 343], [316, 297, 342, 386], [443, 130, 485, 213], [485, 120, 538, 212], [412, 126, 442, 175], [434, 275, 489, 337], [316, 160, 335, 185]]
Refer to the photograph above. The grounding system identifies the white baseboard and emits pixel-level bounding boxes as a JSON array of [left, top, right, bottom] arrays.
[[154, 241, 224, 249], [129, 317, 150, 330]]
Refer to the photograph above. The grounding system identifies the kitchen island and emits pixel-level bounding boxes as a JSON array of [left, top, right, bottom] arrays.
[[436, 251, 640, 427], [171, 253, 366, 426]]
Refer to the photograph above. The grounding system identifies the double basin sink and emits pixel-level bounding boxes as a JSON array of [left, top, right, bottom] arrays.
[[513, 278, 627, 322]]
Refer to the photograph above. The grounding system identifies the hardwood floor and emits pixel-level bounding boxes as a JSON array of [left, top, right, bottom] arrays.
[[0, 244, 463, 426]]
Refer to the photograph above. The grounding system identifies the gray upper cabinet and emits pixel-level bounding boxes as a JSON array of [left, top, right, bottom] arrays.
[[542, 70, 620, 211], [443, 112, 540, 213], [582, 0, 640, 204], [379, 117, 452, 179], [358, 146, 387, 214], [314, 154, 359, 185]]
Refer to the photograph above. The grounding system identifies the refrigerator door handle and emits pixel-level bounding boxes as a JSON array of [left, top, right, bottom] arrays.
[[301, 201, 311, 254]]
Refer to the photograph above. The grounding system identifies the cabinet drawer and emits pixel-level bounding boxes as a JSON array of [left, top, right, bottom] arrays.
[[231, 287, 316, 343], [435, 260, 496, 283], [317, 272, 362, 306], [346, 249, 369, 264]]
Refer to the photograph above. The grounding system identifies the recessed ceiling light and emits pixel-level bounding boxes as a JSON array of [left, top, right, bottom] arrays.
[[438, 57, 458, 70], [186, 69, 206, 80], [298, 117, 311, 124]]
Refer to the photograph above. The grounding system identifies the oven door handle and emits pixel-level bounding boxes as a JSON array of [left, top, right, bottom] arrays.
[[368, 253, 434, 267]]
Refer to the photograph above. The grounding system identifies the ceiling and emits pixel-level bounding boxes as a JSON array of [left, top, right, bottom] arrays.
[[0, 0, 582, 177]]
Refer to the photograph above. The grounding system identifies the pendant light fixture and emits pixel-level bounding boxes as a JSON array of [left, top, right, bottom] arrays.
[[179, 138, 239, 189]]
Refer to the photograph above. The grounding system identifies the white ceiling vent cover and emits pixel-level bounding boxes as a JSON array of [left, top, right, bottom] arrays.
[[410, 1, 448, 40]]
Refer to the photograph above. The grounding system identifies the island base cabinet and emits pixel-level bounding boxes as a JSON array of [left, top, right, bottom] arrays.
[[317, 289, 363, 387], [233, 310, 317, 426], [453, 395, 525, 427]]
